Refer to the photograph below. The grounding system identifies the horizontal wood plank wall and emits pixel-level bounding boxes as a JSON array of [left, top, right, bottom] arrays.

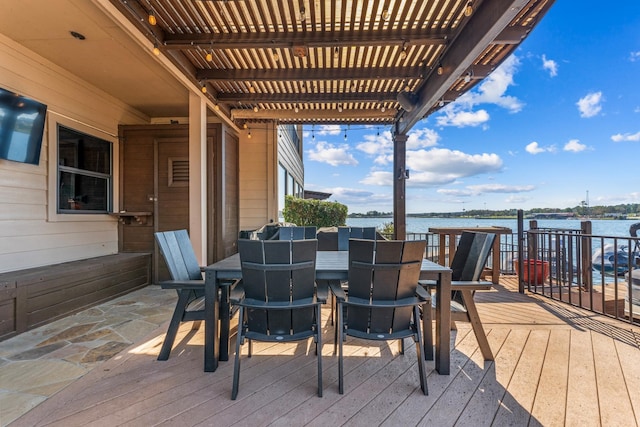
[[0, 34, 148, 274], [239, 126, 273, 230], [0, 253, 151, 341]]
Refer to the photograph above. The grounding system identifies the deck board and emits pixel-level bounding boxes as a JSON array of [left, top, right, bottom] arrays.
[[9, 277, 640, 427]]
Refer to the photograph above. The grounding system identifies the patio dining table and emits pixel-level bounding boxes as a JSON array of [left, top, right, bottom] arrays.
[[203, 250, 453, 374]]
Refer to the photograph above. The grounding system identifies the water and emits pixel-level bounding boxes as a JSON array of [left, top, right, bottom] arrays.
[[346, 217, 639, 238]]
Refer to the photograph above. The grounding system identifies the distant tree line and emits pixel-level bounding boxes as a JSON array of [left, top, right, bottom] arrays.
[[348, 204, 640, 219]]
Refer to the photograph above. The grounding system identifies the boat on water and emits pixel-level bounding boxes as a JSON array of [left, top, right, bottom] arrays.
[[592, 222, 640, 276]]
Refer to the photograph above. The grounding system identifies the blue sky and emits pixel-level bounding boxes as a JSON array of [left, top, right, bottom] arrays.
[[302, 1, 640, 214]]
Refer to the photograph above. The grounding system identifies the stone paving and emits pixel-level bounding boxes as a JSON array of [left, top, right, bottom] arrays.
[[0, 286, 176, 426]]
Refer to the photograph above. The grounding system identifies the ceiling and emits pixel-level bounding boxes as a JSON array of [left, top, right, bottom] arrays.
[[0, 0, 555, 134]]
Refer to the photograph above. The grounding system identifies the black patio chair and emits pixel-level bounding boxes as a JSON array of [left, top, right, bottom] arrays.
[[337, 226, 377, 251], [330, 238, 430, 395], [420, 231, 496, 361], [231, 239, 326, 400], [278, 226, 317, 240]]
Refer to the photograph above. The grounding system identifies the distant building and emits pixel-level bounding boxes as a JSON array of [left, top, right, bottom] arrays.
[[304, 190, 332, 200]]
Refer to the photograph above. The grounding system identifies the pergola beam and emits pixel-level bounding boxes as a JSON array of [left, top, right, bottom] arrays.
[[397, 0, 532, 135], [231, 108, 397, 122], [163, 29, 448, 49], [217, 91, 399, 103], [196, 66, 423, 82]]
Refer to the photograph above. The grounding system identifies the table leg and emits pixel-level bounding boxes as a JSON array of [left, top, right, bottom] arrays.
[[204, 271, 219, 372], [219, 285, 231, 361], [435, 271, 451, 375]]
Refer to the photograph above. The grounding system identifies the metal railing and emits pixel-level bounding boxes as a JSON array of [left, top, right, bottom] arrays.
[[520, 220, 639, 326]]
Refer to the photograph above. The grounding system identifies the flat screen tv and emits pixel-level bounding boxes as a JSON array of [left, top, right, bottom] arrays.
[[0, 87, 47, 165]]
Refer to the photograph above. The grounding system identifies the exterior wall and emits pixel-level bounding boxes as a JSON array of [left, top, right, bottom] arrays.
[[238, 124, 277, 231], [0, 34, 148, 273]]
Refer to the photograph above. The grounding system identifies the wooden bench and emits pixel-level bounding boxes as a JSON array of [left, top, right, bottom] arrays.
[[0, 253, 151, 341]]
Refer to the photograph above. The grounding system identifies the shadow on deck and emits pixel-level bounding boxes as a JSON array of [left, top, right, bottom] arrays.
[[2, 276, 640, 426]]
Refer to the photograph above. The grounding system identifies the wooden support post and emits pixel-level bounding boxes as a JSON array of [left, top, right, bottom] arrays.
[[393, 132, 407, 240]]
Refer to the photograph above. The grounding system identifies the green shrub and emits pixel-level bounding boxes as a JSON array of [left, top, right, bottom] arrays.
[[282, 195, 347, 227]]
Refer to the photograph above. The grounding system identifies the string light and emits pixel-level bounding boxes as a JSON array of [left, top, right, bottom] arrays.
[[206, 51, 213, 62], [437, 64, 444, 75], [334, 46, 339, 59], [338, 104, 343, 113], [381, 9, 390, 21], [400, 46, 407, 60], [344, 128, 347, 141], [299, 5, 306, 22], [464, 1, 473, 17], [272, 50, 279, 62], [464, 72, 471, 83], [148, 9, 157, 26], [152, 42, 160, 56], [247, 129, 252, 139], [201, 83, 207, 94], [253, 105, 259, 112], [214, 103, 220, 111], [249, 83, 256, 93]]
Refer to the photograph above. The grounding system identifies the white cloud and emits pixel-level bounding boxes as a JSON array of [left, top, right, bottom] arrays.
[[437, 189, 474, 197], [466, 184, 535, 193], [435, 55, 524, 127], [577, 91, 603, 118], [436, 109, 490, 127], [356, 128, 440, 165], [307, 141, 358, 166], [360, 170, 393, 186], [541, 54, 558, 77], [525, 141, 556, 154], [611, 131, 640, 142], [563, 139, 587, 152], [316, 124, 342, 135], [630, 51, 640, 62], [505, 195, 531, 204]]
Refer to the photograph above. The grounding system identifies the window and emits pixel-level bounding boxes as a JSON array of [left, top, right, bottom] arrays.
[[57, 125, 112, 213]]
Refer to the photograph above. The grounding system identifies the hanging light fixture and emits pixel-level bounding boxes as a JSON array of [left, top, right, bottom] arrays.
[[400, 45, 407, 60], [464, 1, 473, 17], [148, 9, 157, 26]]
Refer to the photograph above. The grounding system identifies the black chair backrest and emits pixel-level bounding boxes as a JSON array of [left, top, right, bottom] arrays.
[[346, 239, 426, 334], [450, 231, 496, 281], [338, 226, 376, 251], [155, 229, 202, 281], [238, 239, 318, 335], [278, 226, 317, 240]]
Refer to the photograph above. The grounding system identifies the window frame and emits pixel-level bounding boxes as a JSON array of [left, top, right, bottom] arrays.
[[47, 113, 118, 222]]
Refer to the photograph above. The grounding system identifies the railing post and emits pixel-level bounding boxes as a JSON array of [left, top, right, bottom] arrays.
[[517, 210, 524, 293], [581, 220, 592, 290]]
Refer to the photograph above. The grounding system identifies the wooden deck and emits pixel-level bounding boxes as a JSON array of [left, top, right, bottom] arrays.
[[10, 277, 640, 427]]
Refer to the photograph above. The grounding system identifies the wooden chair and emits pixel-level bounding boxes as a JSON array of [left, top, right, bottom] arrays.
[[330, 239, 430, 395], [421, 231, 496, 361], [153, 229, 206, 361], [231, 239, 326, 400], [277, 226, 317, 240]]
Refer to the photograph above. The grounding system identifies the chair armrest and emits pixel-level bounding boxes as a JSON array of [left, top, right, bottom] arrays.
[[415, 285, 431, 302], [450, 280, 493, 291], [328, 281, 347, 301], [418, 279, 437, 289], [315, 281, 328, 303], [229, 282, 245, 304], [159, 279, 204, 290]]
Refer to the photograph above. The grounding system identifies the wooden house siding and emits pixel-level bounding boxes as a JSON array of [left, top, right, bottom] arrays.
[[239, 125, 277, 230], [0, 34, 147, 274]]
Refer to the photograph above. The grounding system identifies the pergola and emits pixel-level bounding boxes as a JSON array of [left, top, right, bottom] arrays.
[[8, 0, 555, 237]]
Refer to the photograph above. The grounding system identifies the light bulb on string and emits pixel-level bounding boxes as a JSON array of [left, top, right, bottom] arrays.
[[148, 10, 157, 26], [152, 42, 160, 56]]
